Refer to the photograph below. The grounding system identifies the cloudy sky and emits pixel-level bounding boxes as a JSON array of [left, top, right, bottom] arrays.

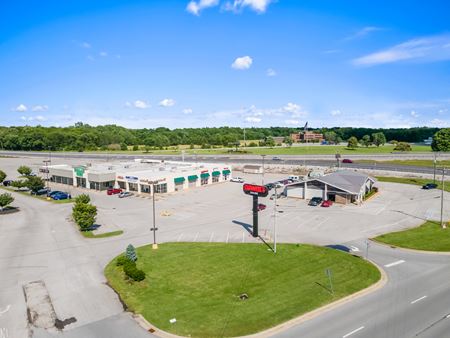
[[1, 0, 450, 129]]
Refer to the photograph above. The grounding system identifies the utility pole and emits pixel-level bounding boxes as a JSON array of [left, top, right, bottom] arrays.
[[151, 183, 158, 249], [273, 185, 278, 253], [243, 127, 246, 147], [433, 152, 437, 184], [261, 154, 266, 185], [441, 167, 446, 229]]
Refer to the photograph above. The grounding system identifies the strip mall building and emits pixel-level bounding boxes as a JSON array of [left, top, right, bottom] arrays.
[[45, 159, 232, 195]]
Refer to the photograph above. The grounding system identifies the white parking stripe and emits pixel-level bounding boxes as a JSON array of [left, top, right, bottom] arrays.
[[177, 233, 183, 242], [411, 296, 427, 304], [194, 232, 199, 242], [343, 326, 365, 338], [226, 232, 229, 243], [384, 260, 405, 268], [209, 232, 214, 242], [242, 232, 245, 243]]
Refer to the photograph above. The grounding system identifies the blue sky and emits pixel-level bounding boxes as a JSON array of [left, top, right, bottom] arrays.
[[1, 0, 450, 129]]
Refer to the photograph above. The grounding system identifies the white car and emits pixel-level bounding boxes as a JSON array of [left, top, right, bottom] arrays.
[[230, 177, 244, 183], [118, 191, 134, 198]]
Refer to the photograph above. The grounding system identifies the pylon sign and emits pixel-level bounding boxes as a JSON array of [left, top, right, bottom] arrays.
[[243, 184, 269, 197]]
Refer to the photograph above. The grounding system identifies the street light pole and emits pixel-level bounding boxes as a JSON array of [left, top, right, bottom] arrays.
[[441, 167, 446, 229], [261, 154, 266, 185], [152, 183, 158, 249], [273, 186, 278, 253], [433, 152, 437, 184]]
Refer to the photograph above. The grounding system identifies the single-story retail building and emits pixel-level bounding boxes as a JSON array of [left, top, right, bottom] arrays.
[[243, 165, 263, 174], [285, 170, 376, 204], [44, 159, 232, 195]]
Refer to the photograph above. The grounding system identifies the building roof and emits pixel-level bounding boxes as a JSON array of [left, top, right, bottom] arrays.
[[243, 165, 262, 170], [316, 170, 375, 194]]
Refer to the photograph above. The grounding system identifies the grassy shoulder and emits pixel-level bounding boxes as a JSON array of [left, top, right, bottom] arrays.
[[105, 242, 380, 338], [375, 176, 450, 193], [374, 221, 450, 251], [0, 186, 74, 203], [81, 230, 123, 238], [358, 159, 450, 168]]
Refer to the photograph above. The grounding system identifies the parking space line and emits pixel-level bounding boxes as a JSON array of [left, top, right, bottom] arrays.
[[194, 232, 199, 242], [411, 295, 427, 304], [384, 260, 405, 268], [209, 232, 214, 242], [226, 232, 229, 243], [242, 232, 245, 243], [177, 234, 183, 242], [342, 326, 364, 338]]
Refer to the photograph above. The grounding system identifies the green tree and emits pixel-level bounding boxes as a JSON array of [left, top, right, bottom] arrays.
[[72, 203, 97, 230], [324, 131, 337, 144], [371, 132, 386, 147], [431, 128, 450, 152], [283, 136, 293, 147], [120, 143, 128, 151], [264, 136, 276, 147], [361, 135, 371, 147], [347, 136, 358, 149], [17, 165, 32, 176], [11, 180, 26, 188], [132, 145, 139, 151], [75, 194, 91, 204], [0, 170, 6, 183], [0, 193, 14, 211], [394, 142, 412, 151], [126, 244, 138, 262], [25, 176, 45, 193]]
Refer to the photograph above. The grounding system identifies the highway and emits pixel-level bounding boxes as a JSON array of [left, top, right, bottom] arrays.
[[1, 150, 449, 176]]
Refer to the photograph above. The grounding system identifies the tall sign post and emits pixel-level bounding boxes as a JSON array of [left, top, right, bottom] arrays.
[[243, 183, 269, 237], [441, 167, 446, 229]]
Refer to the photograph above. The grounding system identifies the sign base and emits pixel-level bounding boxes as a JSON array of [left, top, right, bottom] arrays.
[[152, 243, 158, 250]]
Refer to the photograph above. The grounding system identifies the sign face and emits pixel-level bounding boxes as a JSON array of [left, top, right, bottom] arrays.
[[140, 178, 166, 184], [125, 175, 139, 183], [243, 184, 269, 197], [74, 167, 85, 177]]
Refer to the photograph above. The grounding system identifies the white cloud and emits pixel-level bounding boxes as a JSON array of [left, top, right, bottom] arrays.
[[99, 51, 108, 57], [266, 68, 277, 76], [284, 119, 299, 125], [81, 42, 91, 48], [87, 55, 95, 61], [13, 104, 28, 112], [186, 0, 219, 15], [245, 116, 262, 123], [32, 105, 48, 112], [224, 0, 274, 13], [428, 118, 450, 127], [159, 98, 176, 107], [344, 26, 383, 41], [410, 110, 419, 118], [20, 115, 46, 122], [183, 108, 193, 114], [231, 56, 253, 70], [331, 109, 342, 116], [353, 33, 450, 66], [126, 100, 150, 109]]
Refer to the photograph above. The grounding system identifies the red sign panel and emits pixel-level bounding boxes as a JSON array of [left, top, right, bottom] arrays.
[[243, 184, 269, 197]]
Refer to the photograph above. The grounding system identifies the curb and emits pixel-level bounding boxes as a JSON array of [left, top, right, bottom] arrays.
[[370, 238, 450, 256], [131, 260, 388, 338]]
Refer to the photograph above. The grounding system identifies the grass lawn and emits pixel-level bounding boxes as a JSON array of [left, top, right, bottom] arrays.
[[374, 221, 450, 251], [358, 159, 450, 168], [105, 243, 380, 338], [0, 186, 74, 203], [81, 230, 123, 238], [375, 176, 450, 193]]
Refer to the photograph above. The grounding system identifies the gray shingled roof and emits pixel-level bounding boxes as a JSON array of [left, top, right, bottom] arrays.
[[315, 170, 375, 194]]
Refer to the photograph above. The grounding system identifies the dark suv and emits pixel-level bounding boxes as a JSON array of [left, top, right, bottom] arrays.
[[422, 183, 438, 189], [308, 197, 323, 206]]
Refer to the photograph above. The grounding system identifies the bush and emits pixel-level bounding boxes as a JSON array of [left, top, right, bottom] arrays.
[[75, 194, 90, 204], [132, 145, 139, 151], [116, 255, 130, 266], [25, 176, 45, 192], [17, 165, 32, 176], [0, 193, 14, 211], [72, 202, 97, 230], [394, 142, 412, 151], [0, 170, 6, 183], [123, 262, 146, 282]]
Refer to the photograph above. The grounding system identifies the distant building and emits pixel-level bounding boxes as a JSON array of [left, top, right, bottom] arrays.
[[290, 131, 324, 143], [423, 137, 433, 145], [243, 165, 263, 174], [272, 136, 285, 144]]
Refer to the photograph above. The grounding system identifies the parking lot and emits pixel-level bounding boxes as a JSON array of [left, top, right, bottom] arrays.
[[0, 155, 449, 337]]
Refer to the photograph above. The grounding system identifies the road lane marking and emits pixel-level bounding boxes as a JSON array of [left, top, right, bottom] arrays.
[[226, 232, 229, 243], [411, 295, 427, 304], [0, 304, 10, 316], [194, 232, 199, 242], [384, 260, 405, 268], [343, 326, 365, 338], [177, 234, 183, 242], [446, 314, 450, 319], [242, 232, 245, 243], [209, 232, 214, 242]]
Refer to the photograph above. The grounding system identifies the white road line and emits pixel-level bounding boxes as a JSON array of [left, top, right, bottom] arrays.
[[242, 232, 245, 243], [0, 304, 10, 316], [194, 232, 199, 242], [384, 260, 405, 268], [411, 295, 427, 304], [343, 326, 365, 338], [177, 234, 183, 242], [226, 232, 229, 243], [209, 232, 214, 242], [446, 314, 450, 319]]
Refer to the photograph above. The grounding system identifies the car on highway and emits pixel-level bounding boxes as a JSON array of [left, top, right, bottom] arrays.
[[342, 159, 353, 163], [118, 191, 134, 198], [321, 200, 333, 207], [230, 177, 244, 183], [107, 188, 122, 195], [272, 157, 283, 161], [257, 203, 266, 211], [51, 192, 71, 200], [308, 197, 323, 206], [422, 183, 438, 189], [31, 187, 51, 196]]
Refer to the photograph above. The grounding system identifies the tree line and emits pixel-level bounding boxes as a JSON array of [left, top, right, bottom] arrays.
[[0, 123, 440, 151]]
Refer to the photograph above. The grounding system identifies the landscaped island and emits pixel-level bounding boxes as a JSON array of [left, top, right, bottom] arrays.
[[105, 243, 381, 338]]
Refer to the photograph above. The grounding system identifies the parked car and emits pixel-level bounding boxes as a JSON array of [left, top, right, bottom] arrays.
[[17, 187, 30, 192], [118, 191, 134, 198], [270, 192, 284, 200], [422, 183, 438, 190], [257, 203, 266, 211], [272, 157, 283, 161], [51, 192, 71, 200], [321, 200, 333, 207], [48, 190, 63, 197], [288, 175, 301, 181], [308, 197, 323, 206], [107, 188, 122, 195], [230, 177, 244, 183], [342, 159, 353, 164], [265, 183, 275, 190], [2, 180, 12, 187], [31, 187, 51, 196]]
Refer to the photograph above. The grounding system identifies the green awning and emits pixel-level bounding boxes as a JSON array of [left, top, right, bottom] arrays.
[[188, 175, 198, 181], [212, 171, 221, 176], [222, 169, 231, 175], [174, 177, 185, 184], [200, 172, 210, 178]]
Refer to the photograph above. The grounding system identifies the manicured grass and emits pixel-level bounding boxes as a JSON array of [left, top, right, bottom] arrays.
[[0, 186, 75, 203], [358, 159, 450, 168], [375, 176, 450, 193], [374, 221, 450, 251], [82, 230, 124, 238], [105, 243, 380, 338]]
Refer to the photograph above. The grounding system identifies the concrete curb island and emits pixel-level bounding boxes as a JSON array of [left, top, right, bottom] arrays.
[[370, 238, 450, 256], [130, 259, 388, 338]]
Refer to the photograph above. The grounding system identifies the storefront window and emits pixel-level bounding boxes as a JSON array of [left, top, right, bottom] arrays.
[[129, 183, 138, 191], [201, 178, 209, 185], [155, 183, 167, 193], [141, 184, 151, 193], [212, 176, 219, 183]]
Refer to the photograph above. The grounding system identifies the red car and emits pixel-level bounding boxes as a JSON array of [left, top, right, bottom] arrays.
[[321, 200, 333, 207], [107, 188, 122, 195], [342, 159, 353, 163], [257, 203, 266, 211]]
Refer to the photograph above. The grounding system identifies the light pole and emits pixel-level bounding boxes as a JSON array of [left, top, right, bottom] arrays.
[[151, 183, 158, 249], [433, 152, 437, 184], [261, 154, 266, 185], [273, 186, 278, 253], [441, 167, 446, 229]]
